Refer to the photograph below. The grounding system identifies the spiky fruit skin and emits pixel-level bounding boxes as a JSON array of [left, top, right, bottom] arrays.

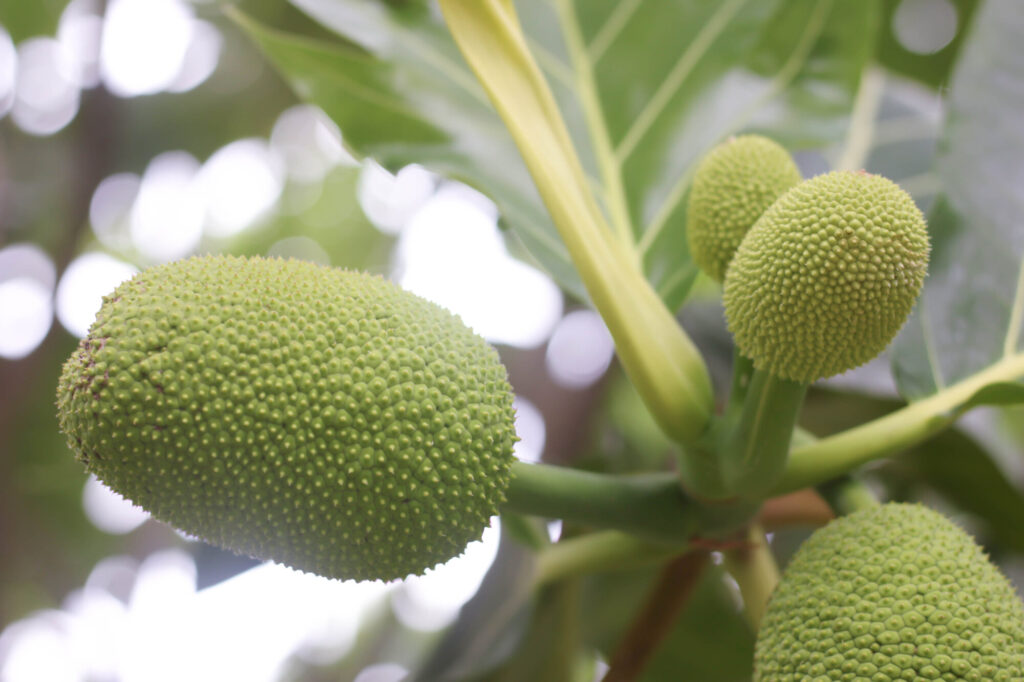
[[57, 255, 517, 582], [723, 171, 929, 384], [755, 504, 1024, 681], [686, 135, 803, 282]]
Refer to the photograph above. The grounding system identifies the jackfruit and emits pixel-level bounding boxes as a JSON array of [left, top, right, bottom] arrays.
[[57, 255, 517, 581], [686, 135, 802, 282], [723, 171, 929, 384], [755, 504, 1024, 681]]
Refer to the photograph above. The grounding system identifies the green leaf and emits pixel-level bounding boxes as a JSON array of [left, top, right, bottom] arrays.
[[229, 4, 586, 300], [0, 0, 64, 43], [236, 0, 876, 308], [955, 382, 1024, 415], [892, 0, 1024, 400]]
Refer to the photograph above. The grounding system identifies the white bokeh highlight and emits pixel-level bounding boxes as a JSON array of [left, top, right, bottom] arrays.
[[100, 0, 194, 97], [198, 139, 284, 237], [0, 551, 394, 682], [90, 172, 141, 251], [131, 151, 204, 262], [893, 0, 958, 55], [11, 37, 81, 136], [271, 105, 354, 183], [545, 310, 616, 389], [56, 253, 137, 338], [395, 184, 562, 348], [353, 663, 409, 682], [512, 395, 545, 464], [358, 163, 436, 235], [58, 0, 104, 89], [0, 27, 17, 118], [82, 476, 150, 535], [0, 243, 57, 359], [167, 20, 222, 94], [391, 518, 501, 631]]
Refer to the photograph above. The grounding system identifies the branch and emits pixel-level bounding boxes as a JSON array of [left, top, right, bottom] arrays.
[[602, 550, 710, 682]]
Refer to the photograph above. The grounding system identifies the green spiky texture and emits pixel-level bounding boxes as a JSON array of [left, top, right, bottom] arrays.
[[686, 135, 802, 282], [723, 171, 929, 383], [755, 504, 1024, 681], [57, 255, 517, 582]]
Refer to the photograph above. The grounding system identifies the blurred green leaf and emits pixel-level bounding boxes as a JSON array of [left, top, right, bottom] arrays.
[[229, 5, 586, 299], [893, 0, 1024, 399], [0, 0, 64, 42], [235, 0, 876, 308]]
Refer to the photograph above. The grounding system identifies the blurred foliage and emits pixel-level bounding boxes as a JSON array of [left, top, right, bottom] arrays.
[[1, 0, 1023, 679]]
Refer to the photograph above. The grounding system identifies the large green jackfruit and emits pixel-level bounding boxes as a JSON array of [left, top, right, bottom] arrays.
[[723, 171, 930, 384], [57, 255, 518, 581], [755, 504, 1024, 681], [686, 135, 802, 282]]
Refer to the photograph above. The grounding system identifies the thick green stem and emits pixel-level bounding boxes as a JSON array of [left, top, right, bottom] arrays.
[[533, 530, 686, 586], [722, 524, 779, 632], [439, 0, 714, 444], [503, 462, 697, 543], [503, 462, 756, 544], [721, 370, 807, 499], [817, 476, 880, 516], [774, 353, 1024, 494]]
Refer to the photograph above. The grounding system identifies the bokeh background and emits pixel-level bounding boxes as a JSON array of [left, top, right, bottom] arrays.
[[1, 0, 1023, 680]]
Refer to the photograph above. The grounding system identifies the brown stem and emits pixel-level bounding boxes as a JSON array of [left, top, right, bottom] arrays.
[[602, 550, 710, 682], [758, 488, 834, 531]]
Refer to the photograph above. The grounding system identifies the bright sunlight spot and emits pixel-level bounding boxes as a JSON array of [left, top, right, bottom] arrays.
[[198, 139, 284, 237], [513, 396, 546, 464], [0, 27, 17, 118], [56, 253, 137, 338], [395, 184, 563, 348], [100, 0, 194, 97], [545, 310, 616, 389], [11, 37, 80, 136], [391, 518, 501, 631], [0, 243, 56, 359], [893, 0, 958, 55], [90, 172, 141, 251], [82, 476, 150, 535], [131, 151, 205, 262]]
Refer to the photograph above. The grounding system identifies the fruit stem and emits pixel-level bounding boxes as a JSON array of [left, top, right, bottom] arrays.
[[533, 530, 687, 586], [722, 524, 779, 631], [773, 352, 1024, 493], [439, 0, 715, 444], [720, 368, 807, 499], [504, 462, 757, 545], [817, 475, 880, 516]]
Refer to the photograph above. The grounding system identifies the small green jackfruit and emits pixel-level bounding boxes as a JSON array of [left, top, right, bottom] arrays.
[[57, 255, 517, 581], [686, 135, 802, 282], [723, 171, 929, 383], [755, 503, 1024, 681]]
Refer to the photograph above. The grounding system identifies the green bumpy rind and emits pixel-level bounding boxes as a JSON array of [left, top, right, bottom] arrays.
[[686, 135, 803, 283], [723, 171, 929, 384], [57, 255, 517, 582], [755, 504, 1024, 681]]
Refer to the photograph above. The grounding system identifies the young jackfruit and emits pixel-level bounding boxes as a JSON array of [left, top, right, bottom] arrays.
[[686, 135, 803, 282], [723, 171, 929, 384], [57, 255, 517, 582], [755, 504, 1024, 681], [753, 501, 1024, 675]]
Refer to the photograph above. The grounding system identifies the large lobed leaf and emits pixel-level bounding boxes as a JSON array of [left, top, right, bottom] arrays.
[[233, 0, 876, 309], [893, 0, 1024, 399]]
